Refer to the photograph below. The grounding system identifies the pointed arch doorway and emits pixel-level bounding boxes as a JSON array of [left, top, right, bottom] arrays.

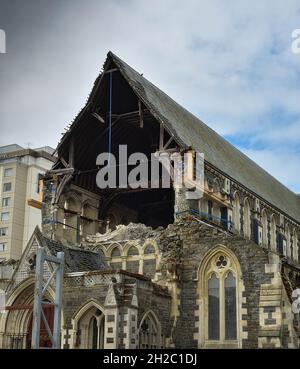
[[25, 302, 55, 348], [1, 280, 57, 349]]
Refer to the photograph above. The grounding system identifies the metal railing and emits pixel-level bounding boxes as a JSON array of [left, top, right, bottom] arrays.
[[175, 208, 234, 230]]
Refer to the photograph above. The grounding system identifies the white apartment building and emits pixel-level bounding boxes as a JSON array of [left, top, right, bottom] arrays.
[[0, 144, 55, 261]]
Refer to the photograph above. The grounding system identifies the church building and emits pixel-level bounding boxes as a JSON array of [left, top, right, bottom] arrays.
[[0, 52, 299, 349]]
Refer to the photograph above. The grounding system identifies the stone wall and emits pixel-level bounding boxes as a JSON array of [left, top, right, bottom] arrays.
[[156, 218, 286, 348], [61, 271, 171, 349]]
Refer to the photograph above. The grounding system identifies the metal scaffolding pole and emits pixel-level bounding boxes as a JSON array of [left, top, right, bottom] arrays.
[[31, 246, 64, 349]]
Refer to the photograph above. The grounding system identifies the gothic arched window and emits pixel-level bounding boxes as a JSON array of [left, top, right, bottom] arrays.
[[109, 245, 122, 269], [126, 245, 140, 274], [208, 273, 220, 340], [127, 246, 139, 256], [144, 244, 155, 254], [243, 200, 251, 239], [233, 193, 240, 233], [293, 230, 299, 261], [75, 305, 105, 349], [199, 250, 241, 347], [270, 215, 277, 251], [143, 244, 157, 278], [88, 310, 105, 349], [261, 210, 268, 247], [286, 225, 291, 258], [111, 246, 121, 257], [224, 272, 237, 340], [139, 312, 162, 349]]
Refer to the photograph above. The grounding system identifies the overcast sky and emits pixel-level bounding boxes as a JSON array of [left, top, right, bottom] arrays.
[[0, 0, 300, 193]]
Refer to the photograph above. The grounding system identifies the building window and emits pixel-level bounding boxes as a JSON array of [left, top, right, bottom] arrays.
[[89, 311, 105, 349], [0, 212, 9, 221], [261, 210, 268, 247], [224, 272, 237, 340], [139, 312, 162, 349], [3, 183, 12, 192], [286, 226, 291, 258], [143, 243, 157, 278], [0, 227, 8, 236], [109, 245, 122, 269], [144, 244, 155, 254], [111, 247, 121, 257], [0, 242, 7, 252], [2, 197, 11, 207], [270, 216, 277, 251], [293, 230, 298, 261], [208, 273, 220, 340], [126, 245, 140, 274], [200, 250, 240, 346], [4, 168, 13, 177], [233, 193, 240, 232], [75, 305, 105, 349], [127, 246, 139, 256], [243, 200, 251, 239]]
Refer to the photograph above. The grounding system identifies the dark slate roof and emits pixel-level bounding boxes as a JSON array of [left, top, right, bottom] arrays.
[[41, 236, 108, 273], [57, 51, 300, 223], [109, 52, 300, 223]]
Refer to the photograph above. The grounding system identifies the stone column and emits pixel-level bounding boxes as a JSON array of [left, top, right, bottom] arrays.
[[125, 284, 138, 349], [258, 253, 283, 348], [104, 283, 119, 349], [121, 256, 126, 270], [174, 187, 190, 218], [124, 306, 138, 349]]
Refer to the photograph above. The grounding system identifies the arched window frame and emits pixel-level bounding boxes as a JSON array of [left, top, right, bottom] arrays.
[[124, 243, 141, 274], [138, 310, 163, 349], [141, 242, 158, 278], [0, 279, 59, 349], [88, 311, 105, 349], [71, 300, 105, 349], [285, 225, 291, 258], [261, 209, 269, 248], [233, 192, 241, 233], [197, 246, 243, 348], [270, 215, 277, 251], [293, 229, 299, 261], [108, 243, 123, 269], [243, 199, 251, 239]]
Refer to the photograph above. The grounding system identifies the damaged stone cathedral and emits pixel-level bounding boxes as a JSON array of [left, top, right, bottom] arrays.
[[0, 52, 300, 349]]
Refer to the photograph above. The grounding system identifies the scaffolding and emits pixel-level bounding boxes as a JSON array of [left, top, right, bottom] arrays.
[[31, 246, 64, 349]]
